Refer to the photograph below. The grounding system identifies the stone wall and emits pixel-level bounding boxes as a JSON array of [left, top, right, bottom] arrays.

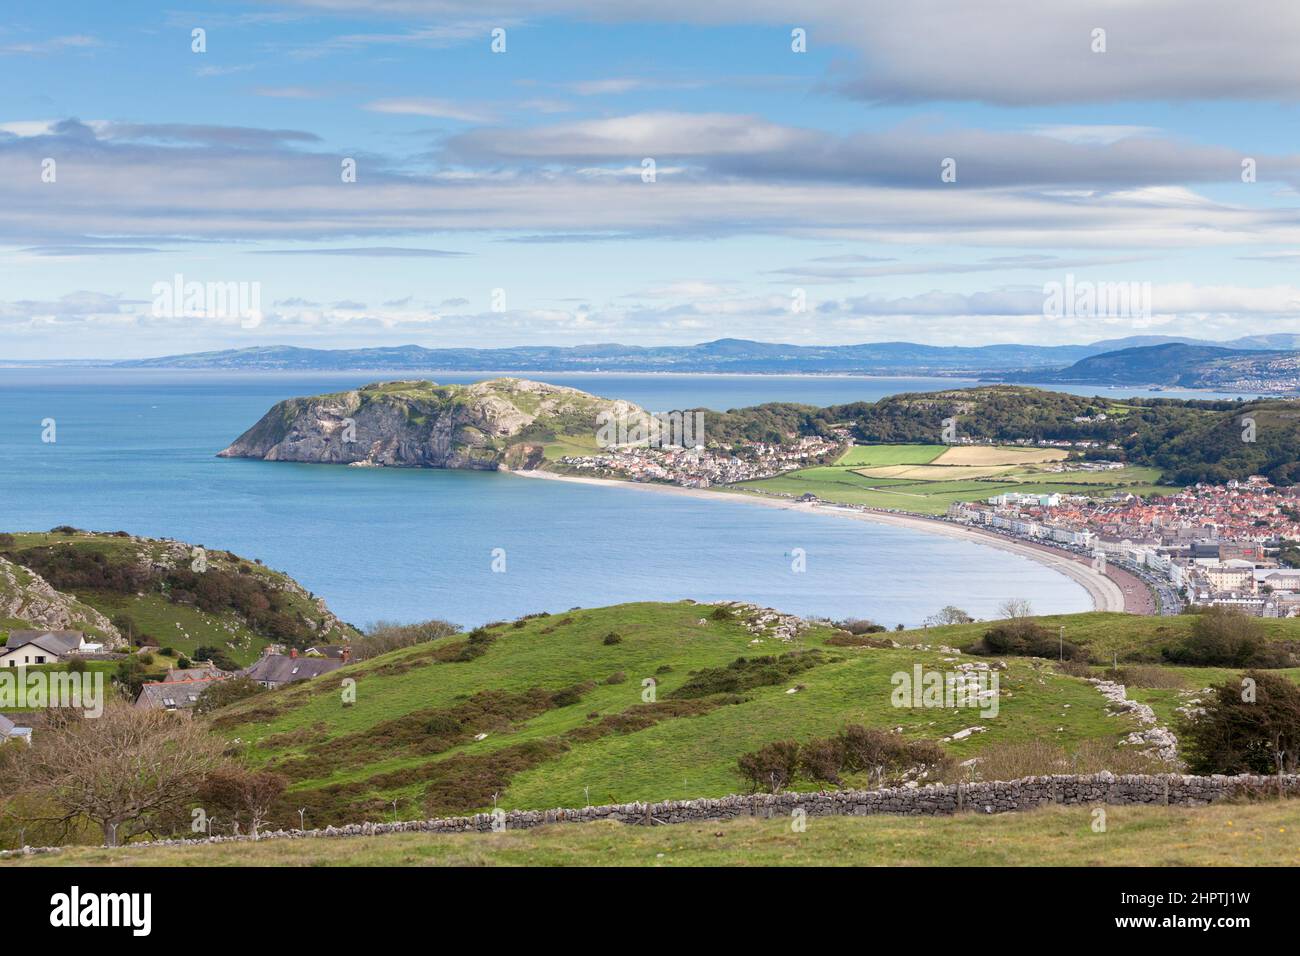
[[5, 771, 1295, 856]]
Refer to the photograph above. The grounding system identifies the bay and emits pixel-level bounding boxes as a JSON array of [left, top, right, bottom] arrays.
[[0, 367, 1199, 629]]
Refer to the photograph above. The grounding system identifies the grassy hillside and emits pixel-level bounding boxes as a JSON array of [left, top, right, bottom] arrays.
[[7, 801, 1297, 867], [210, 600, 1253, 827], [0, 530, 359, 666]]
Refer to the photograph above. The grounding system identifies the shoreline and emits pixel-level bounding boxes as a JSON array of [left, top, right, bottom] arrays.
[[509, 469, 1129, 614]]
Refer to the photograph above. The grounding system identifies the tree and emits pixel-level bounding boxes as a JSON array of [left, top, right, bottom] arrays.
[[193, 676, 264, 715], [1181, 671, 1300, 775], [998, 598, 1033, 620], [197, 767, 287, 837], [9, 703, 228, 846], [925, 606, 973, 627]]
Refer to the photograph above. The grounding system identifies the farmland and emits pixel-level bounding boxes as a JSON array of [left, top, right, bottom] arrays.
[[732, 444, 1180, 515]]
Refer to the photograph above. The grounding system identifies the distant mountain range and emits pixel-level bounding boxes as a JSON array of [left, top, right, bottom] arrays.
[[993, 342, 1300, 391], [94, 333, 1300, 377]]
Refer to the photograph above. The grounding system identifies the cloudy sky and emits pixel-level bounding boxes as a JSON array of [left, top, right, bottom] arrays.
[[4, 0, 1300, 358]]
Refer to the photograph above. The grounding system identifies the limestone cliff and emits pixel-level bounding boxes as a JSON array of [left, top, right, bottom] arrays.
[[218, 377, 647, 469]]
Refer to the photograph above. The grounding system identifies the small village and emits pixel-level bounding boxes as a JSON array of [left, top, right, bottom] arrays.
[[557, 434, 842, 488]]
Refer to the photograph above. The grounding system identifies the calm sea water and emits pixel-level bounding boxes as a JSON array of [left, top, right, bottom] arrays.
[[0, 367, 1234, 629]]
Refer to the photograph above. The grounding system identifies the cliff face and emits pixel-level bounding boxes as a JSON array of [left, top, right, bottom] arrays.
[[218, 377, 647, 469]]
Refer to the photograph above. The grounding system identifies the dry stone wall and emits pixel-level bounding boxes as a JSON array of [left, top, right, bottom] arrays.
[[5, 772, 1295, 857]]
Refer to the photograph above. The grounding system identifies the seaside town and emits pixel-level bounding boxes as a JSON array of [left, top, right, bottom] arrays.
[[948, 478, 1300, 617], [557, 434, 842, 488]]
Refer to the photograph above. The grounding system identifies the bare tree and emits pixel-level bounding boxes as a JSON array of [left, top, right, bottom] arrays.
[[925, 606, 974, 626], [9, 703, 228, 846], [998, 598, 1033, 620], [198, 767, 287, 838]]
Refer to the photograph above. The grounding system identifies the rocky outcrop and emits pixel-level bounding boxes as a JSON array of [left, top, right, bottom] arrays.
[[218, 378, 649, 470], [0, 555, 122, 645]]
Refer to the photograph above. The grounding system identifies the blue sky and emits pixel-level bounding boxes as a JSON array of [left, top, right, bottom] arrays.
[[3, 0, 1300, 358]]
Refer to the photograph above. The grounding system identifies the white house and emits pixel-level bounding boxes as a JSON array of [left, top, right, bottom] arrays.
[[0, 630, 101, 667]]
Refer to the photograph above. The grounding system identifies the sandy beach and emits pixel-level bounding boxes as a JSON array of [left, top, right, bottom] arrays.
[[510, 468, 1128, 613]]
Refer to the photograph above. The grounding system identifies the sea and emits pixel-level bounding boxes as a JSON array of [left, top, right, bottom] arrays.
[[0, 368, 1259, 629]]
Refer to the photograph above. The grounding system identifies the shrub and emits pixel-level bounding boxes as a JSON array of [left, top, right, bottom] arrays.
[[1163, 608, 1292, 668], [0, 533, 14, 548], [605, 671, 626, 685], [1180, 670, 1300, 774], [66, 658, 88, 674], [193, 676, 265, 715], [549, 685, 587, 708], [177, 656, 191, 669], [602, 632, 622, 646], [827, 632, 893, 648], [709, 606, 734, 621], [798, 738, 845, 784], [737, 740, 801, 793], [834, 618, 886, 635], [972, 622, 1088, 661]]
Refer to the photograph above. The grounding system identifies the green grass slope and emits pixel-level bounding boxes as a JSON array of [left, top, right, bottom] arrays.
[[214, 601, 1188, 826]]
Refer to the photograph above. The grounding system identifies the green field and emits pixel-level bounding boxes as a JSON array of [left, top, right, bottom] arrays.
[[7, 801, 1297, 867], [197, 601, 1300, 829], [731, 444, 1180, 514]]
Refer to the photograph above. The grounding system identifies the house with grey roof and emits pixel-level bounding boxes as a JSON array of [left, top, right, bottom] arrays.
[[0, 630, 100, 668], [0, 713, 33, 744], [243, 650, 343, 688], [134, 676, 225, 712]]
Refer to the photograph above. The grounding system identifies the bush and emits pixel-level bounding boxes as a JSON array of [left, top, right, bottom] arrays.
[[549, 685, 586, 708], [1163, 607, 1292, 668], [0, 533, 14, 548], [66, 658, 88, 674], [737, 740, 801, 792], [826, 632, 893, 648], [602, 632, 622, 646], [972, 622, 1087, 662], [177, 656, 192, 669], [709, 606, 734, 621], [193, 676, 265, 715], [1180, 670, 1300, 774], [798, 738, 845, 784], [834, 618, 886, 635], [605, 671, 626, 685], [191, 646, 239, 671]]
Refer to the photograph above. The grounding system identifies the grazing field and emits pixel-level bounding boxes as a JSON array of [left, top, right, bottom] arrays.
[[7, 801, 1298, 867], [193, 602, 1300, 832], [734, 444, 1179, 514], [204, 601, 1167, 826], [834, 444, 946, 467]]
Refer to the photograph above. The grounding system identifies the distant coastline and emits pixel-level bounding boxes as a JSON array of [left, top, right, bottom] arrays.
[[508, 469, 1129, 614]]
